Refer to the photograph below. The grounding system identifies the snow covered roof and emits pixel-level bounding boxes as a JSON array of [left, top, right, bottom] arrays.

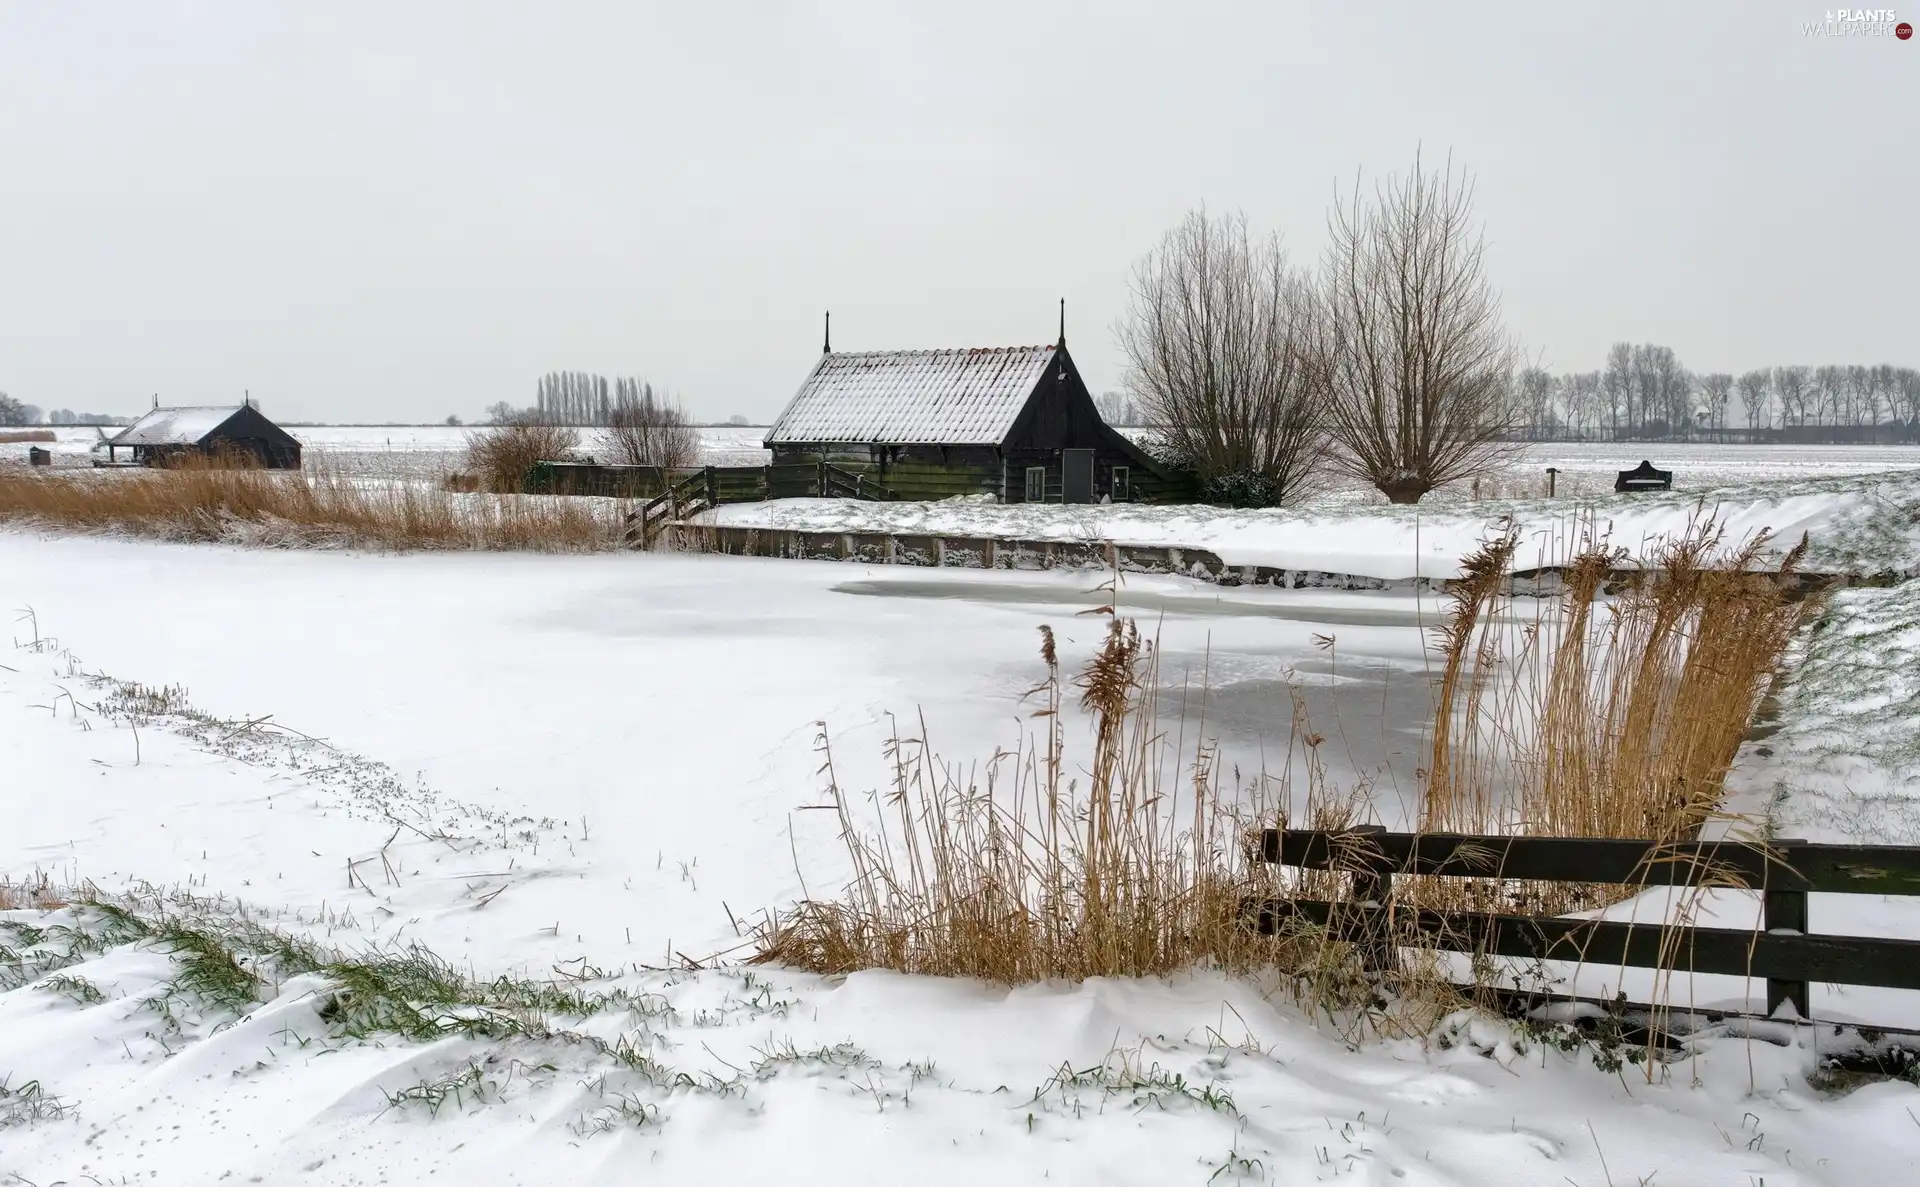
[[764, 346, 1057, 446], [111, 406, 247, 447]]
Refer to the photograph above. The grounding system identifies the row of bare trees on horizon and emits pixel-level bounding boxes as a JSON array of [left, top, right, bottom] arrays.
[[1517, 357, 1920, 438]]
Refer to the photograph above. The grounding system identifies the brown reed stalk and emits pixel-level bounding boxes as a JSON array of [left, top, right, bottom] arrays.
[[0, 457, 624, 552], [1421, 520, 1521, 831], [754, 618, 1290, 983], [1407, 511, 1816, 922]]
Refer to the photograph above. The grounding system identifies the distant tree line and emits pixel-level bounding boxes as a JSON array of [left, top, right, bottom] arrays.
[[0, 394, 130, 426], [1093, 392, 1150, 426], [1514, 354, 1920, 439], [483, 372, 705, 429]]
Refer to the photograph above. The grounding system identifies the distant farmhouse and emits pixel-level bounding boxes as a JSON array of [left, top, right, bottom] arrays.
[[107, 404, 302, 469], [764, 329, 1171, 504]]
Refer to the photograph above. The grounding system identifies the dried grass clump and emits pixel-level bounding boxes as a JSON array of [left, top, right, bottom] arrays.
[[464, 419, 580, 493], [754, 619, 1293, 982], [1406, 511, 1815, 920], [1423, 512, 1815, 844], [0, 873, 67, 911], [0, 457, 623, 552]]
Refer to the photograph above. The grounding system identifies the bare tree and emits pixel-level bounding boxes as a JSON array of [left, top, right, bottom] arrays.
[[1811, 365, 1846, 425], [1120, 207, 1325, 506], [1649, 347, 1690, 432], [1603, 343, 1632, 435], [1774, 366, 1811, 426], [1628, 345, 1658, 432], [1311, 155, 1519, 503], [1736, 369, 1771, 430], [1895, 367, 1920, 426], [598, 383, 701, 470], [0, 393, 28, 427], [1860, 364, 1888, 426], [1562, 371, 1604, 434], [1517, 366, 1554, 437], [1698, 372, 1733, 431]]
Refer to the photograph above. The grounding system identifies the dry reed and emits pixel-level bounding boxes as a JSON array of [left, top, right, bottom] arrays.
[[464, 420, 581, 493], [758, 512, 1814, 1030], [1423, 511, 1815, 844], [754, 618, 1293, 982], [0, 457, 625, 552]]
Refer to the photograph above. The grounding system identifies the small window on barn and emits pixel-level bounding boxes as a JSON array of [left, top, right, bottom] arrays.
[[1111, 467, 1130, 502], [1024, 466, 1046, 502]]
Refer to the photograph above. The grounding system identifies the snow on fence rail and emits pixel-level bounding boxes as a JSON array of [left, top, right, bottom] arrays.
[[1251, 828, 1920, 1027]]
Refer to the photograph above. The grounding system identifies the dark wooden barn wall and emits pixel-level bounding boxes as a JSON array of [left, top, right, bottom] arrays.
[[140, 436, 302, 469], [768, 444, 1000, 500], [765, 347, 1184, 503]]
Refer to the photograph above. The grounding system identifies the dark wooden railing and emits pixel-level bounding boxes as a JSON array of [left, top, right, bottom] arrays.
[[822, 464, 895, 502], [619, 463, 896, 546], [1254, 827, 1920, 1023], [624, 467, 715, 546]]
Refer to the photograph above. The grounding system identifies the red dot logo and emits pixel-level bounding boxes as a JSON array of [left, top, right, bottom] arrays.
[[1898, 21, 1914, 38]]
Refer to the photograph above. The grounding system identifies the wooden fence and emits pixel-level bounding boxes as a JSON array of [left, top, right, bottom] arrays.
[[622, 464, 892, 546], [1253, 828, 1920, 1024], [531, 461, 895, 507]]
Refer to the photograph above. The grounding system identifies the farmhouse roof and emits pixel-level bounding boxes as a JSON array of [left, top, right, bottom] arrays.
[[763, 345, 1058, 446], [110, 406, 252, 447]]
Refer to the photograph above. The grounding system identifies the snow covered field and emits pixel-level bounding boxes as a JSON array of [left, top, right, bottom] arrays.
[[4, 533, 1919, 1185]]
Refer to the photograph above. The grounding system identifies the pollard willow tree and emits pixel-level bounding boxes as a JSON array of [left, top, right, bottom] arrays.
[[598, 381, 700, 470], [1118, 209, 1325, 507], [1314, 155, 1520, 503]]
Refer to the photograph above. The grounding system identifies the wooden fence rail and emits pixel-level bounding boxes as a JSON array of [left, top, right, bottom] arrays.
[[626, 467, 716, 546], [620, 463, 897, 546], [1254, 827, 1920, 1022]]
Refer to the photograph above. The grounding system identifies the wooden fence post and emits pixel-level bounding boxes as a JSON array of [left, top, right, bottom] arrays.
[[1764, 838, 1809, 1019], [705, 466, 717, 509]]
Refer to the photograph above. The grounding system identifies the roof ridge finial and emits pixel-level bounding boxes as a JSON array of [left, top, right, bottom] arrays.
[[823, 310, 831, 355], [1057, 298, 1065, 349]]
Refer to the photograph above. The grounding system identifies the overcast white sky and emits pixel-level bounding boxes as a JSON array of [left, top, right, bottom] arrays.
[[1, 1, 1913, 423]]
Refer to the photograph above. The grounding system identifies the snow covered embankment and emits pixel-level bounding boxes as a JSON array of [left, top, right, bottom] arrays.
[[704, 471, 1920, 582]]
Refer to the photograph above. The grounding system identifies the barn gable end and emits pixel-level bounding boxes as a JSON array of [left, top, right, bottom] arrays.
[[763, 339, 1175, 504], [109, 404, 303, 469]]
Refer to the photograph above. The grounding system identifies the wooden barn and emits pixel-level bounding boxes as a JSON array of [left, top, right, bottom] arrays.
[[764, 334, 1175, 503], [107, 404, 303, 469]]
